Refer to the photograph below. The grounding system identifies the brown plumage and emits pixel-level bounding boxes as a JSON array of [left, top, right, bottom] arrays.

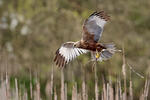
[[54, 11, 120, 67]]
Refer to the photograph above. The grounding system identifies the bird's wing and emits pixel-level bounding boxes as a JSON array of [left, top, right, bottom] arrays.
[[54, 42, 88, 67], [82, 11, 110, 43]]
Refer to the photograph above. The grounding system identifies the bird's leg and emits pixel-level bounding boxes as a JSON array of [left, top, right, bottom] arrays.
[[95, 49, 100, 60], [92, 61, 96, 72], [92, 49, 99, 71]]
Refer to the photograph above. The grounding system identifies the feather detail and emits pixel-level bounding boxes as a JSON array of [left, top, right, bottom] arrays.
[[54, 42, 88, 67], [82, 11, 110, 43]]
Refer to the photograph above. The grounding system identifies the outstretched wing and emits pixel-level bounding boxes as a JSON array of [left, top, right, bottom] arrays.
[[82, 11, 110, 43], [54, 42, 88, 67]]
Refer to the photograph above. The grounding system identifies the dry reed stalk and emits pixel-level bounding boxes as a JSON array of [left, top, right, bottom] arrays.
[[122, 45, 127, 100], [109, 82, 114, 100], [50, 67, 54, 100], [122, 92, 126, 100], [145, 79, 150, 98], [127, 63, 144, 79], [19, 87, 22, 100], [139, 94, 144, 100], [139, 78, 150, 100], [77, 93, 82, 100], [23, 90, 28, 100], [119, 80, 122, 100], [33, 87, 36, 100], [102, 91, 104, 100], [0, 80, 7, 100], [29, 69, 33, 100], [106, 83, 109, 100], [5, 72, 10, 100], [72, 83, 77, 100], [54, 87, 57, 100], [143, 79, 150, 100], [30, 82, 33, 99], [94, 61, 99, 100], [129, 80, 133, 100], [86, 92, 88, 100], [15, 78, 19, 100], [122, 45, 126, 77], [102, 82, 114, 100], [82, 80, 86, 100], [36, 81, 41, 100], [65, 83, 67, 100], [102, 82, 107, 100], [115, 82, 119, 100], [45, 81, 51, 98], [45, 67, 54, 100], [95, 80, 99, 100], [82, 79, 88, 100], [61, 69, 65, 100]]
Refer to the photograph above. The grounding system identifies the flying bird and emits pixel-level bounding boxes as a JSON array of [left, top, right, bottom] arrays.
[[54, 11, 121, 67]]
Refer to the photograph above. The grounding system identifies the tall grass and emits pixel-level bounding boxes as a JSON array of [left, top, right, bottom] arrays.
[[0, 68, 149, 100]]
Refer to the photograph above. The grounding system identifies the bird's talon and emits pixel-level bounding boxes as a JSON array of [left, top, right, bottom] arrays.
[[95, 49, 100, 59], [96, 52, 100, 59]]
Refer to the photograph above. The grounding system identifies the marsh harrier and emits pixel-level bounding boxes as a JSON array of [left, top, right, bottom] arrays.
[[54, 11, 121, 67]]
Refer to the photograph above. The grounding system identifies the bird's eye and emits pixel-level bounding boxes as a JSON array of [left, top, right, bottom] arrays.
[[73, 44, 76, 47]]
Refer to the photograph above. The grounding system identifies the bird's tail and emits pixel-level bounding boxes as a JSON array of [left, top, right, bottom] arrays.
[[91, 43, 121, 61]]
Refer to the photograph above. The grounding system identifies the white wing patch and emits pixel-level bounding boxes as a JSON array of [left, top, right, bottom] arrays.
[[59, 46, 87, 63], [87, 15, 106, 28], [54, 42, 88, 67]]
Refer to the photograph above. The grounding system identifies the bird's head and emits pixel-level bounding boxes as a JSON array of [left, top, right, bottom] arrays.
[[73, 41, 81, 48]]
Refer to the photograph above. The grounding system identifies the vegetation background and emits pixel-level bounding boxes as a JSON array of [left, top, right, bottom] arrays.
[[0, 0, 150, 99]]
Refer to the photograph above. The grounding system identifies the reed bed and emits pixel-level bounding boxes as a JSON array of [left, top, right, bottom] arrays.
[[0, 68, 149, 100]]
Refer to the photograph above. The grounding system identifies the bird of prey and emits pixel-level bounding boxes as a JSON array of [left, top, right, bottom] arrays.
[[54, 11, 121, 67]]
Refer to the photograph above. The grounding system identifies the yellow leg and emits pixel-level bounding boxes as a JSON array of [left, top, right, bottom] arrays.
[[95, 50, 100, 59]]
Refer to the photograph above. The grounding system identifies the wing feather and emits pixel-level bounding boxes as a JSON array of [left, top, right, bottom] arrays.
[[54, 42, 88, 67], [82, 11, 110, 43]]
